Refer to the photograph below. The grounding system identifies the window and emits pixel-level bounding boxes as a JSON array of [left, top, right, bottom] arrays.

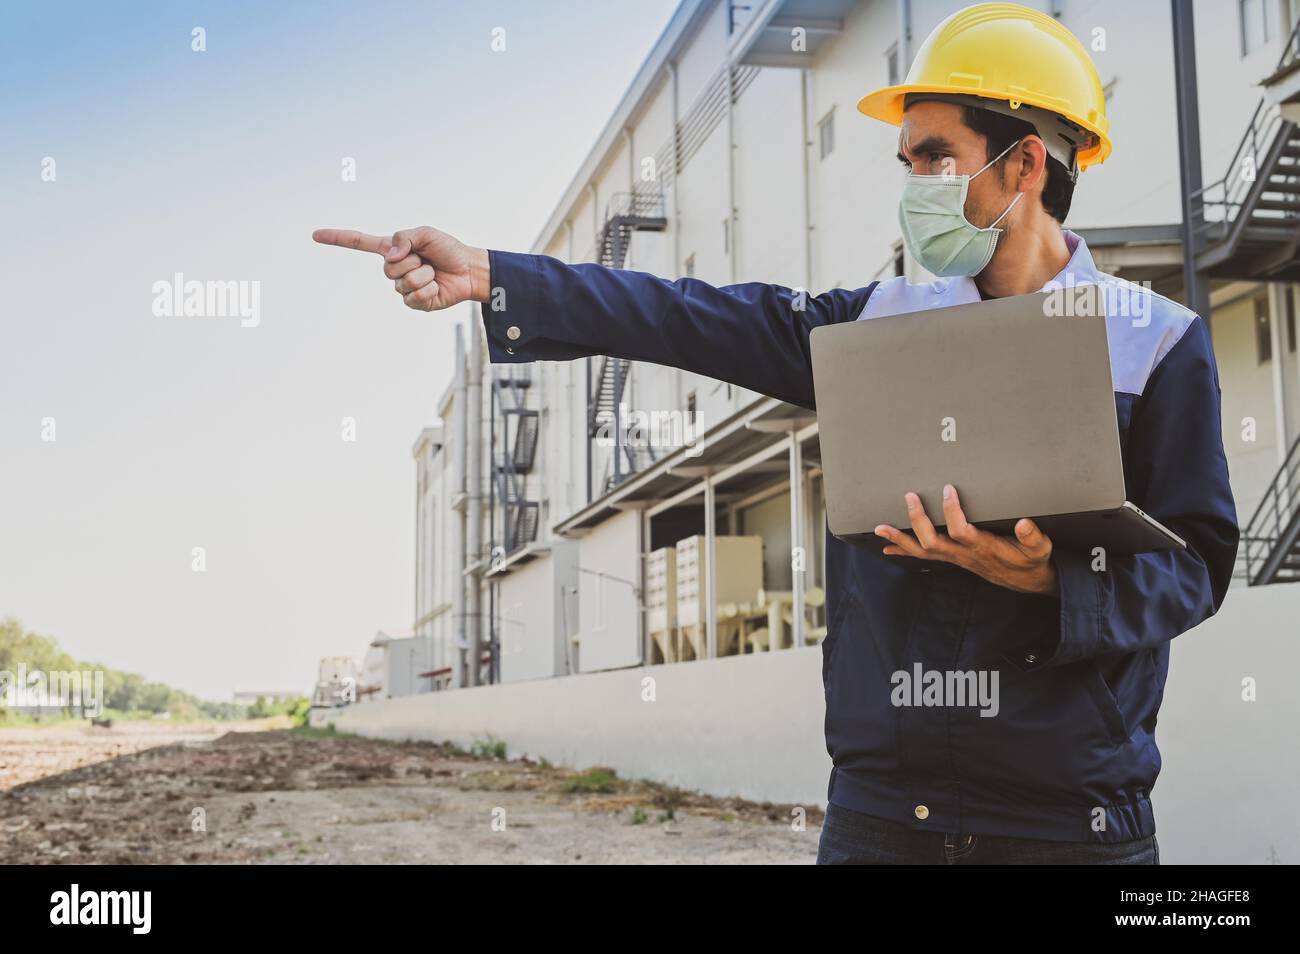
[[886, 42, 900, 85], [1255, 295, 1272, 364], [1240, 0, 1273, 56], [818, 109, 835, 160]]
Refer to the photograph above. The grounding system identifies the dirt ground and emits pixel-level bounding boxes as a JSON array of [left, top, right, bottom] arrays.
[[0, 721, 821, 864]]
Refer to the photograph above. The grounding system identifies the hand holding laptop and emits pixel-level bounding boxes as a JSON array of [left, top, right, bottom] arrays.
[[874, 484, 1058, 596]]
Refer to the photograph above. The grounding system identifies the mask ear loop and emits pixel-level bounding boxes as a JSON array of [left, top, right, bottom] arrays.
[[975, 137, 1025, 230], [972, 137, 1024, 180], [988, 191, 1023, 229]]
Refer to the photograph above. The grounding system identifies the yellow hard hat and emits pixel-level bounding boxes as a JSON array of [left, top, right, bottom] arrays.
[[858, 2, 1111, 172]]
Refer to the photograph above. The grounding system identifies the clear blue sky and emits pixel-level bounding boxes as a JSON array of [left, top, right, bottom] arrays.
[[0, 0, 679, 699]]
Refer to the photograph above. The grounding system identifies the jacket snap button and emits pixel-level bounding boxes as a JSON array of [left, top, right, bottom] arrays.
[[1024, 654, 1037, 664], [914, 805, 929, 820], [506, 325, 521, 340]]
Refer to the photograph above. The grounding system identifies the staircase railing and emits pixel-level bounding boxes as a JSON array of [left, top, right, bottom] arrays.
[[586, 355, 660, 492], [1194, 18, 1300, 240], [1191, 98, 1285, 238], [594, 191, 668, 268], [1239, 432, 1300, 584]]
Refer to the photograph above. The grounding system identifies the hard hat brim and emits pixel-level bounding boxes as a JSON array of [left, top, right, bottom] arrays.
[[858, 83, 1112, 169]]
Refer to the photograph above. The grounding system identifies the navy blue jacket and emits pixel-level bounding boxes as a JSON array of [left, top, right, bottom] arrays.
[[480, 232, 1238, 842]]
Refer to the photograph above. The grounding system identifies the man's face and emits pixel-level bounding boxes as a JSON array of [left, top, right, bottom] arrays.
[[897, 101, 1019, 230]]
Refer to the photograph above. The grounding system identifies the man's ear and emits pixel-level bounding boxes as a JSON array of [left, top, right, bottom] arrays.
[[1017, 136, 1049, 193]]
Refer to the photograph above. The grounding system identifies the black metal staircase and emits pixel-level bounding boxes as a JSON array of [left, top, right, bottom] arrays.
[[587, 192, 667, 493], [1240, 433, 1300, 585], [1194, 18, 1300, 281], [492, 366, 539, 554], [587, 354, 659, 493], [597, 192, 668, 268]]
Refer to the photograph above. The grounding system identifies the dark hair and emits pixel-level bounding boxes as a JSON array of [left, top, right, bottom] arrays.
[[959, 105, 1074, 224]]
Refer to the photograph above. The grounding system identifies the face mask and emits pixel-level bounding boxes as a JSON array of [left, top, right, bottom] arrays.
[[898, 139, 1024, 278]]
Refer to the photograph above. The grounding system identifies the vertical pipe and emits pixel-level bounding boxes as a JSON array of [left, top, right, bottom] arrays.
[[704, 475, 718, 658], [466, 306, 484, 687], [670, 63, 682, 275], [800, 67, 814, 293], [587, 184, 599, 505], [452, 324, 467, 689], [788, 432, 805, 649], [563, 220, 576, 516], [1292, 283, 1300, 444], [1269, 283, 1290, 469], [897, 0, 912, 73], [1171, 0, 1211, 325], [488, 369, 498, 685], [413, 436, 423, 683], [670, 61, 684, 416], [586, 358, 593, 504], [725, 63, 737, 284], [638, 508, 648, 666]]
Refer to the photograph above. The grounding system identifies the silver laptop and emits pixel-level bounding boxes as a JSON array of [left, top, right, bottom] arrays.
[[809, 288, 1185, 556]]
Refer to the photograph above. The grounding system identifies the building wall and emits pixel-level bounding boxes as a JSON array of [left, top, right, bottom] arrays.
[[497, 540, 579, 683], [1215, 290, 1284, 524], [404, 0, 1300, 697]]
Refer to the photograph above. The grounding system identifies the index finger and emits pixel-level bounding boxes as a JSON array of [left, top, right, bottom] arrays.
[[312, 229, 391, 255]]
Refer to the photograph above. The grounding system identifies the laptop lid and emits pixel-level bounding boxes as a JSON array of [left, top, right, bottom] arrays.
[[809, 287, 1126, 537]]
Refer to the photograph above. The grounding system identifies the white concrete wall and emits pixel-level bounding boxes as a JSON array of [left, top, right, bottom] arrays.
[[1153, 581, 1300, 865], [497, 540, 579, 683], [498, 556, 560, 684], [575, 509, 641, 672], [336, 582, 1299, 864], [337, 643, 831, 807]]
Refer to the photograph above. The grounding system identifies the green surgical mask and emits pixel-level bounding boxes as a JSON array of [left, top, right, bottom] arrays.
[[898, 139, 1024, 278]]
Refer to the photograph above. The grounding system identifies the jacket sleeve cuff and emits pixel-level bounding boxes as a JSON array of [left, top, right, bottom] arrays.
[[1010, 548, 1102, 672], [480, 249, 546, 364]]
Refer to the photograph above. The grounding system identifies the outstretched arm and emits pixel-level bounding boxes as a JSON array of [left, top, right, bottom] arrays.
[[312, 226, 877, 410]]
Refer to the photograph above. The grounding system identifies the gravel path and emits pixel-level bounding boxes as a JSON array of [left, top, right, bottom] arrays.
[[0, 722, 820, 864]]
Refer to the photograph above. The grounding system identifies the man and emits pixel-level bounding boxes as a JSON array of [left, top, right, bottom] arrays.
[[314, 3, 1237, 864]]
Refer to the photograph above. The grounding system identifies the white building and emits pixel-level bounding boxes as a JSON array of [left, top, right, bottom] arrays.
[[357, 627, 429, 701], [411, 0, 1300, 691], [311, 656, 360, 709]]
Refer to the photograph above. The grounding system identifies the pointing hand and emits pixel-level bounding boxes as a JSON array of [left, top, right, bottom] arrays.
[[311, 226, 491, 312]]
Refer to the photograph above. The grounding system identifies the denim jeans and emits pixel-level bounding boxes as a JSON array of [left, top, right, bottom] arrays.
[[817, 802, 1159, 865]]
